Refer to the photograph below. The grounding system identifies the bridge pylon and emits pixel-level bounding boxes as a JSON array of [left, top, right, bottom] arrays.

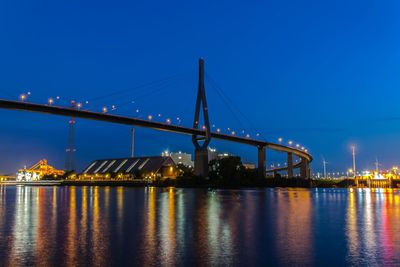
[[192, 58, 211, 178]]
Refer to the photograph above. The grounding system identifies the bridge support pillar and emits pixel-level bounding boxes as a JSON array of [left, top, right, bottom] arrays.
[[257, 146, 266, 179], [194, 147, 209, 178], [287, 152, 293, 178], [300, 159, 310, 179]]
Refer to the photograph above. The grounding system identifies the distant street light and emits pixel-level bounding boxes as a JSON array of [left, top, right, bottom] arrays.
[[351, 145, 356, 178], [323, 159, 328, 179], [20, 94, 27, 101]]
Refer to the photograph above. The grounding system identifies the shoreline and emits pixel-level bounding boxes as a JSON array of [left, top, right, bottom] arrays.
[[1, 178, 399, 189]]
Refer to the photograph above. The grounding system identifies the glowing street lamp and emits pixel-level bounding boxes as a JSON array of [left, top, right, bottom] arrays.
[[102, 106, 108, 113], [20, 94, 27, 101], [47, 98, 54, 105], [278, 137, 283, 143]]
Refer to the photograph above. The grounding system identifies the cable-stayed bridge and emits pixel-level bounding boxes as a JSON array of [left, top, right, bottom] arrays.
[[0, 59, 312, 178]]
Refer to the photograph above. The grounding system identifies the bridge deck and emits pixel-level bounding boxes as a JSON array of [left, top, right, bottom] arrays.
[[0, 99, 313, 164]]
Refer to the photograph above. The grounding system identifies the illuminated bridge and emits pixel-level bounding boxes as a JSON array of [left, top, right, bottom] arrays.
[[0, 59, 312, 178]]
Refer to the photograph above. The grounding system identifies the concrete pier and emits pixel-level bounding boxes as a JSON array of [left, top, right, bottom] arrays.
[[287, 152, 293, 178], [300, 158, 310, 179], [194, 147, 209, 178], [258, 146, 266, 179]]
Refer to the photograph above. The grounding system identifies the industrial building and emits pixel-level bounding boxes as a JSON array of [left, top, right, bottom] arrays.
[[77, 156, 177, 180], [162, 147, 218, 167], [16, 159, 65, 181], [169, 151, 194, 167]]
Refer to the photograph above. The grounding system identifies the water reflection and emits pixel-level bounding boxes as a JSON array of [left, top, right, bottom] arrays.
[[0, 186, 399, 266], [275, 189, 314, 266], [346, 188, 400, 266]]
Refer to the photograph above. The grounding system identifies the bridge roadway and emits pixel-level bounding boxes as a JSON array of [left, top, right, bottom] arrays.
[[0, 99, 312, 175]]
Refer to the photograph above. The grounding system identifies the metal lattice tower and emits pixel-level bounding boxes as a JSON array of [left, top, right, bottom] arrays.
[[65, 100, 76, 171]]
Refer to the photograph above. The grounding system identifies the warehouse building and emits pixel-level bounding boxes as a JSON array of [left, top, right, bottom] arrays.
[[77, 156, 177, 180]]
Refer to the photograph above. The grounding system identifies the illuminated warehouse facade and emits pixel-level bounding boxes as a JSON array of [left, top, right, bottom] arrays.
[[78, 156, 177, 180]]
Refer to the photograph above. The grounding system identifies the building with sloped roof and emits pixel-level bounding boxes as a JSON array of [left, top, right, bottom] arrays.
[[77, 156, 176, 181]]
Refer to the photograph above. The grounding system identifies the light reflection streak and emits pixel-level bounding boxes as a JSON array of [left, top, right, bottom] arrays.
[[66, 186, 77, 266], [346, 189, 400, 265], [346, 189, 360, 261], [275, 189, 313, 266], [143, 187, 156, 265], [206, 192, 220, 265], [363, 189, 377, 265], [8, 186, 38, 266], [159, 187, 176, 266], [35, 188, 52, 266], [92, 186, 105, 267], [1, 187, 400, 265], [79, 186, 88, 254]]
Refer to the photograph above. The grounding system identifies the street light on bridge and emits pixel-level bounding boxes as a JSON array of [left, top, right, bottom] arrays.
[[20, 94, 27, 101]]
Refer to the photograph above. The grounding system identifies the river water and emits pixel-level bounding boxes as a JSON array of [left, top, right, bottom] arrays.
[[0, 186, 399, 266]]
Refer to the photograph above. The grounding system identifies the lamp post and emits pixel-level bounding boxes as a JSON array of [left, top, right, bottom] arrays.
[[351, 145, 356, 178], [323, 159, 328, 179]]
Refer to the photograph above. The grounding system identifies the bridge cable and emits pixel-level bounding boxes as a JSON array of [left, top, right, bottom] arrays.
[[205, 73, 266, 140]]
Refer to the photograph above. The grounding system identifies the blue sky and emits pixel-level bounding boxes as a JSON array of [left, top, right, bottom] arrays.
[[1, 0, 400, 173]]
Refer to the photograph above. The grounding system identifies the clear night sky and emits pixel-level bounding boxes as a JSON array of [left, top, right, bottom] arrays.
[[1, 0, 400, 174]]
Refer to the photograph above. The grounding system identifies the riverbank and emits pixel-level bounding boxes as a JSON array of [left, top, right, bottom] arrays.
[[2, 178, 399, 188]]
